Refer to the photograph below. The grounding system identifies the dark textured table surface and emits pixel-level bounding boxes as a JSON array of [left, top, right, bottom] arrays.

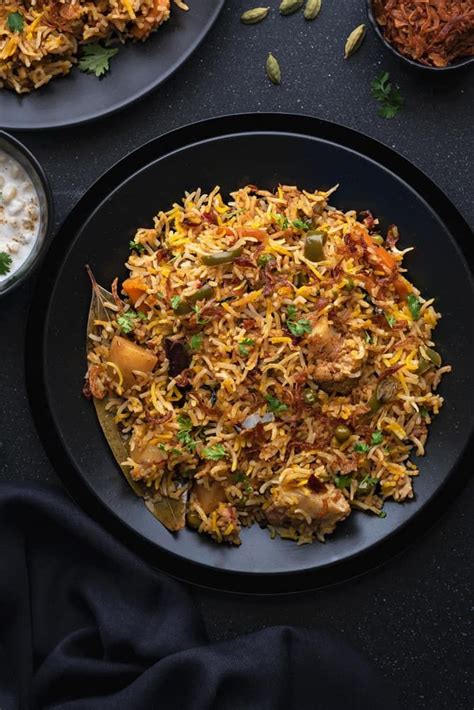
[[1, 2, 473, 708]]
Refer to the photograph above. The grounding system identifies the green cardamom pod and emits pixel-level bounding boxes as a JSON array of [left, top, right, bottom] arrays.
[[266, 53, 281, 85], [303, 0, 321, 20], [279, 0, 304, 16], [240, 7, 270, 24], [344, 24, 366, 58]]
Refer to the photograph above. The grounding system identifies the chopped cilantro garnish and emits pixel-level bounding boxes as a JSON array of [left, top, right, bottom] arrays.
[[378, 510, 387, 518], [117, 310, 142, 334], [291, 218, 312, 231], [275, 214, 289, 229], [0, 251, 13, 276], [334, 475, 353, 489], [202, 443, 228, 460], [407, 294, 421, 321], [171, 295, 182, 311], [192, 305, 208, 325], [78, 43, 119, 78], [286, 305, 311, 338], [129, 240, 145, 254], [371, 71, 404, 119], [257, 253, 274, 268], [177, 415, 196, 452], [239, 337, 255, 357], [419, 406, 429, 418], [266, 394, 288, 415], [358, 474, 379, 490], [189, 334, 203, 351], [234, 472, 254, 493], [365, 331, 372, 344], [371, 430, 384, 446], [385, 312, 396, 328], [354, 442, 370, 453], [7, 11, 24, 32]]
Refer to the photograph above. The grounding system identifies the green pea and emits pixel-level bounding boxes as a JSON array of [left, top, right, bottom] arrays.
[[335, 424, 351, 443], [304, 231, 326, 262], [303, 388, 317, 405], [201, 246, 243, 266]]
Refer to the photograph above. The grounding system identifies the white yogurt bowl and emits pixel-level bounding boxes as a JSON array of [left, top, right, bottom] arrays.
[[0, 131, 53, 296]]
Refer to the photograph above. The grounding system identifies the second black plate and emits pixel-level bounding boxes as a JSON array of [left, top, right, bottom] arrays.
[[27, 114, 474, 592], [0, 1, 224, 130]]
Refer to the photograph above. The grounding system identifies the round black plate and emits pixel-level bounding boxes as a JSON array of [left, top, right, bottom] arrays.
[[27, 114, 474, 593], [0, 1, 224, 130]]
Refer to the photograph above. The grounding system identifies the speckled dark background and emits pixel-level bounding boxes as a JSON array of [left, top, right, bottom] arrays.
[[1, 1, 473, 708]]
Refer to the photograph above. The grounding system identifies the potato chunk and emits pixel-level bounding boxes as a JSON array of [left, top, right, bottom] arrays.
[[109, 335, 157, 388]]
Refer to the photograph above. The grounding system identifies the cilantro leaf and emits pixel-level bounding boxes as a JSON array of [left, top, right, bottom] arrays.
[[371, 71, 404, 119], [233, 472, 254, 493], [358, 473, 379, 491], [286, 305, 311, 338], [202, 443, 228, 460], [177, 414, 196, 452], [192, 305, 208, 325], [419, 406, 429, 419], [239, 337, 255, 357], [129, 240, 145, 254], [117, 310, 140, 334], [7, 12, 24, 32], [257, 253, 274, 268], [189, 334, 203, 351], [287, 318, 311, 337], [291, 218, 312, 231], [78, 43, 119, 78], [275, 214, 289, 229], [385, 312, 396, 328], [354, 442, 370, 453], [0, 251, 13, 276], [407, 294, 421, 321], [334, 475, 353, 489], [378, 510, 387, 518], [265, 394, 288, 415], [171, 295, 182, 311], [371, 430, 383, 445]]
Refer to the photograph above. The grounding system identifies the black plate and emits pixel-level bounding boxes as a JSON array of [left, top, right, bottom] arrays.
[[0, 1, 224, 131], [26, 114, 474, 593]]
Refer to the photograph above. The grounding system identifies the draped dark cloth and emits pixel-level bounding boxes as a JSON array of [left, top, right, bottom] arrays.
[[0, 484, 399, 709]]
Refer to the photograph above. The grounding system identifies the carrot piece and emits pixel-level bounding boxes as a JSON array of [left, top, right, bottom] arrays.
[[360, 232, 396, 271], [122, 278, 148, 305]]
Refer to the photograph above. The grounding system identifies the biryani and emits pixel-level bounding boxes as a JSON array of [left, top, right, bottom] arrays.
[[0, 0, 188, 94], [84, 184, 450, 546]]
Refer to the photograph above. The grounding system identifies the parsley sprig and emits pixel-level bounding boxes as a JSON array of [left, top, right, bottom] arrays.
[[202, 443, 228, 461], [286, 304, 311, 338], [0, 252, 13, 276], [78, 43, 119, 78], [266, 394, 288, 415], [129, 240, 145, 254], [371, 71, 404, 119], [117, 310, 146, 334], [239, 337, 255, 357], [177, 415, 196, 452], [407, 294, 421, 321]]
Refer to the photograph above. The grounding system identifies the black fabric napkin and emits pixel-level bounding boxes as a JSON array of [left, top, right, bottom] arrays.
[[0, 484, 399, 710]]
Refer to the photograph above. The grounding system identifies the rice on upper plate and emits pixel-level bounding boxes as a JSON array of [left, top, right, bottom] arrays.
[[0, 0, 188, 93], [85, 184, 450, 546]]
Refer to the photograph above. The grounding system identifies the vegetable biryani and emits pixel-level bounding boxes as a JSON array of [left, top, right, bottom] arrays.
[[0, 0, 188, 94], [84, 184, 450, 546]]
